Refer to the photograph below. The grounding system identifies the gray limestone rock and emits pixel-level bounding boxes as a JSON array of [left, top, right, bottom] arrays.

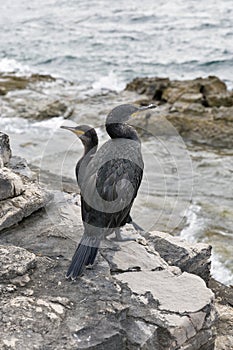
[[9, 156, 33, 178], [0, 133, 53, 231], [0, 132, 11, 167], [0, 167, 24, 200], [0, 181, 53, 231], [215, 303, 233, 350], [115, 270, 214, 313], [144, 230, 212, 283], [101, 239, 169, 273]]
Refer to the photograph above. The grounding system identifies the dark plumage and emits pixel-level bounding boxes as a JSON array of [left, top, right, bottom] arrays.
[[61, 103, 156, 280]]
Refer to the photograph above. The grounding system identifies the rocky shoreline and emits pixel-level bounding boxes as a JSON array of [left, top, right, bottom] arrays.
[[126, 75, 233, 149], [0, 73, 233, 349]]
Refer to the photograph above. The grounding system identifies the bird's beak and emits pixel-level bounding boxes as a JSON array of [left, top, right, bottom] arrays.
[[131, 104, 157, 117], [60, 125, 85, 136]]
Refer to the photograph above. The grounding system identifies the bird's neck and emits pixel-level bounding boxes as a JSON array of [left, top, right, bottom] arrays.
[[106, 123, 140, 142], [84, 142, 98, 156], [76, 144, 97, 185]]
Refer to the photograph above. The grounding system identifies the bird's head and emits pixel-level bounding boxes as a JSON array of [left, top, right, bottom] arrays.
[[60, 124, 98, 147], [106, 103, 156, 125]]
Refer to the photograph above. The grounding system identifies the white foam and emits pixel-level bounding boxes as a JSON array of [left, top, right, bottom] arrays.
[[0, 58, 33, 75], [92, 71, 125, 93], [211, 253, 233, 285], [0, 116, 65, 136], [180, 204, 206, 243], [181, 204, 233, 285]]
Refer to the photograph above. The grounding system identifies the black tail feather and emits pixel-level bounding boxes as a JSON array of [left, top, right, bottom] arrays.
[[66, 239, 99, 280]]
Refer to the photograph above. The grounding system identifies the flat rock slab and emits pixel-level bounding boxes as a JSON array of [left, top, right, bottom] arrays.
[[115, 270, 214, 313], [102, 239, 169, 272]]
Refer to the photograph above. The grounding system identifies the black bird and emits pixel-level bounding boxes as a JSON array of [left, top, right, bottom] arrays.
[[61, 124, 144, 229], [61, 103, 155, 279]]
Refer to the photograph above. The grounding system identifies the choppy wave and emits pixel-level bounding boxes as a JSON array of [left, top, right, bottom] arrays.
[[0, 116, 64, 136], [0, 58, 33, 75], [211, 253, 233, 286], [181, 204, 233, 286], [1, 0, 232, 87], [91, 71, 125, 93], [180, 204, 207, 243], [199, 58, 233, 67]]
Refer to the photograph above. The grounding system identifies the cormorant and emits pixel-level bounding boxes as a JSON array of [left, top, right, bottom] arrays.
[[60, 124, 142, 230], [61, 103, 155, 279]]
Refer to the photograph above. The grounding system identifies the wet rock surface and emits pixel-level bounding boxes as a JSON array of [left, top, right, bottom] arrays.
[[126, 75, 233, 148], [0, 73, 56, 95], [0, 73, 73, 120]]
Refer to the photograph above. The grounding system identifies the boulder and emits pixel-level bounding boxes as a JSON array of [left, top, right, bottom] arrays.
[[126, 77, 170, 100], [209, 279, 233, 350], [33, 100, 72, 121], [0, 180, 53, 231], [126, 76, 227, 105]]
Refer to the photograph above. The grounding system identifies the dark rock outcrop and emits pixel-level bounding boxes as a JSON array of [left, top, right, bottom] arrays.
[[0, 73, 73, 120], [126, 76, 233, 148], [0, 73, 56, 95], [143, 230, 212, 283]]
